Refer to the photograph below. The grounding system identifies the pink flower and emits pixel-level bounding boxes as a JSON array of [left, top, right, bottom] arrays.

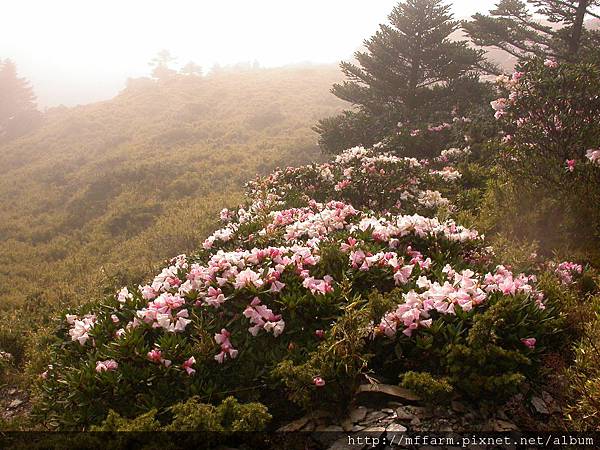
[[586, 148, 600, 165], [214, 329, 239, 363], [313, 376, 325, 387], [565, 159, 576, 172], [148, 349, 162, 362], [302, 275, 334, 295], [393, 265, 414, 285], [521, 337, 536, 349], [234, 268, 264, 289], [334, 179, 351, 191], [512, 71, 524, 82], [147, 348, 172, 367], [181, 356, 196, 375], [544, 59, 558, 68], [315, 329, 324, 339], [96, 359, 118, 373]]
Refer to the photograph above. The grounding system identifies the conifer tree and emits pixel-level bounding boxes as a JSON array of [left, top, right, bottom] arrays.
[[0, 59, 41, 141], [149, 50, 177, 80], [463, 0, 600, 67], [314, 0, 486, 154]]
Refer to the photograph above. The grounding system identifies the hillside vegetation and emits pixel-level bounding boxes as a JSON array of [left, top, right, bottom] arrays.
[[0, 66, 343, 313]]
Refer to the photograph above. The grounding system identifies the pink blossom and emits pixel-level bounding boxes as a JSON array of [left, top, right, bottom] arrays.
[[565, 159, 576, 172], [214, 329, 238, 363], [313, 376, 326, 387], [521, 337, 536, 349], [302, 275, 334, 295], [243, 297, 285, 337], [96, 359, 118, 373], [544, 59, 558, 68], [586, 148, 600, 165], [234, 268, 264, 289], [181, 356, 196, 375], [315, 329, 324, 339]]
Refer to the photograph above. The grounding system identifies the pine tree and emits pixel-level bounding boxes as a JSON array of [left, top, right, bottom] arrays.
[[314, 0, 486, 154], [463, 0, 600, 68], [0, 59, 41, 141], [149, 50, 177, 80], [180, 61, 203, 76]]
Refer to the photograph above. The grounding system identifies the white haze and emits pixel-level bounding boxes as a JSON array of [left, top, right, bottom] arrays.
[[0, 0, 497, 107]]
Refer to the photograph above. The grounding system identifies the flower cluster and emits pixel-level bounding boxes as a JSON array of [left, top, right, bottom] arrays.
[[586, 148, 600, 166], [245, 146, 463, 216], [378, 264, 544, 338], [552, 261, 583, 285], [66, 314, 96, 345]]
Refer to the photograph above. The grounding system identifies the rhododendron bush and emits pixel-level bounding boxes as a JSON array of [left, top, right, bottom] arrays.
[[486, 59, 600, 253], [36, 146, 566, 428]]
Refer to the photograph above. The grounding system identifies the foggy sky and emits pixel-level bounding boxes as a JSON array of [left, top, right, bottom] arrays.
[[1, 0, 497, 107]]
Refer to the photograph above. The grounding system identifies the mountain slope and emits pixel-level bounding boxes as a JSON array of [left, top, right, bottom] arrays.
[[0, 66, 343, 310]]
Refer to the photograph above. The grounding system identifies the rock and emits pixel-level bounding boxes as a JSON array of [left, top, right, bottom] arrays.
[[362, 426, 386, 433], [542, 391, 561, 414], [8, 399, 23, 409], [410, 417, 421, 426], [410, 406, 429, 418], [277, 416, 311, 432], [341, 418, 353, 432], [351, 425, 365, 432], [498, 410, 510, 421], [478, 404, 491, 419], [308, 409, 334, 419], [328, 437, 352, 450], [395, 406, 414, 421], [357, 384, 421, 401], [386, 423, 407, 432], [361, 411, 388, 424], [433, 406, 451, 418], [349, 406, 368, 423], [531, 396, 550, 415], [321, 425, 344, 432], [451, 400, 466, 413], [301, 421, 316, 432], [489, 419, 518, 432], [382, 408, 395, 414]]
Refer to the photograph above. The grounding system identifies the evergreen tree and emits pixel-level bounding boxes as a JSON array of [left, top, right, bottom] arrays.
[[314, 0, 486, 154], [464, 0, 600, 68], [0, 59, 41, 141], [180, 61, 203, 76], [149, 50, 177, 80]]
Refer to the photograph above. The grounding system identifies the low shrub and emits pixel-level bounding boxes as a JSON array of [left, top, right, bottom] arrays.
[[400, 371, 453, 403]]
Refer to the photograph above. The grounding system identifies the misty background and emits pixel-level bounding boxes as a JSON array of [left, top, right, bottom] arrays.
[[1, 0, 497, 107]]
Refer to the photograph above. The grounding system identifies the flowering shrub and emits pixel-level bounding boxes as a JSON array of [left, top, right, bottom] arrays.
[[35, 145, 567, 428], [486, 59, 600, 254], [244, 146, 466, 216]]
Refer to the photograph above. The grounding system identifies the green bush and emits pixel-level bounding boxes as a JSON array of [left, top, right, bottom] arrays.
[[400, 371, 453, 403], [565, 289, 600, 431], [92, 396, 270, 432]]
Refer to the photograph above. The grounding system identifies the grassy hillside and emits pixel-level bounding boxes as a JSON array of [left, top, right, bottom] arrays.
[[0, 66, 343, 312]]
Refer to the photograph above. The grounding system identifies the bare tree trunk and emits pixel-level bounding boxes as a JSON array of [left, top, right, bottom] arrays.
[[569, 0, 589, 57]]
